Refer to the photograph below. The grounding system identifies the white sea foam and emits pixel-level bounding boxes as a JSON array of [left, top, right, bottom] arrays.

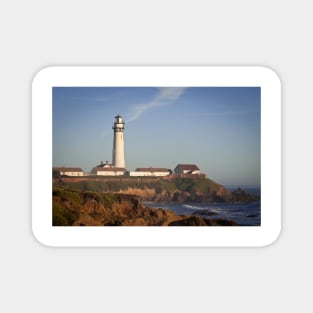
[[182, 204, 202, 210]]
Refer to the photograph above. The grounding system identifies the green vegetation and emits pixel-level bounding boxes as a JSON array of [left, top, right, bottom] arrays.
[[82, 191, 115, 208], [53, 202, 80, 226], [54, 177, 223, 199], [52, 188, 81, 225], [173, 177, 219, 194], [51, 178, 258, 226], [52, 186, 136, 226], [51, 180, 257, 226]]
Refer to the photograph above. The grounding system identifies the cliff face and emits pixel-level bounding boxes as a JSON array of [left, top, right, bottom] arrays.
[[117, 187, 192, 202], [115, 185, 259, 203], [53, 188, 184, 226], [117, 186, 237, 203], [78, 195, 181, 226], [52, 188, 239, 226], [54, 177, 260, 204]]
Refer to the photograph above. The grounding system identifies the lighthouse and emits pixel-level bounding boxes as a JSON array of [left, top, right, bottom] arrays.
[[112, 114, 125, 168]]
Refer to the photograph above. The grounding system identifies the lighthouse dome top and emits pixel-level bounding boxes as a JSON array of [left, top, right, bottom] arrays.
[[115, 114, 124, 124]]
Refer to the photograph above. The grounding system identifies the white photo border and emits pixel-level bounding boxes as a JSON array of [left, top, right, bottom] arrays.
[[32, 66, 281, 247]]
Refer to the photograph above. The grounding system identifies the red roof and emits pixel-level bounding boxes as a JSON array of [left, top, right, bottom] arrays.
[[175, 164, 200, 171], [135, 168, 170, 172], [53, 167, 83, 172]]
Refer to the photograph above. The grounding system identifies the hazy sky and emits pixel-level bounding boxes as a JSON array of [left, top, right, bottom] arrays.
[[53, 87, 260, 187]]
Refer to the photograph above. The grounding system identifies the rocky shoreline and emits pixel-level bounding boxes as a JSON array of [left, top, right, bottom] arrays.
[[53, 187, 240, 226], [114, 186, 259, 203]]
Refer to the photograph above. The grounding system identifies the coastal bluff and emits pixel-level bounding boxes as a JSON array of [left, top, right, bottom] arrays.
[[54, 177, 260, 203], [53, 187, 238, 226]]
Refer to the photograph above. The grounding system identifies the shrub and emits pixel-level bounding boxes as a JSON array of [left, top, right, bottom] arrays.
[[52, 202, 80, 226]]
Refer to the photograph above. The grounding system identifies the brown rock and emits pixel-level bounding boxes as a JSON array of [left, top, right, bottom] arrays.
[[53, 188, 239, 227], [168, 216, 238, 226]]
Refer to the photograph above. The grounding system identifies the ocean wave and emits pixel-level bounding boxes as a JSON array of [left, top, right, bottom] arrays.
[[182, 204, 202, 210]]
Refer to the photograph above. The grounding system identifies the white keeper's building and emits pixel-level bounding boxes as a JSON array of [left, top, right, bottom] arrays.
[[53, 167, 84, 177], [127, 167, 171, 177]]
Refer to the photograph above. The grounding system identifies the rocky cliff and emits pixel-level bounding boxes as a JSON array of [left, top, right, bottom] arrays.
[[53, 187, 239, 226], [104, 185, 259, 203], [55, 177, 259, 203], [54, 177, 260, 205]]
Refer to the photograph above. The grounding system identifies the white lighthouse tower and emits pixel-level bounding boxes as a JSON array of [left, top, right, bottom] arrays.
[[112, 114, 125, 168]]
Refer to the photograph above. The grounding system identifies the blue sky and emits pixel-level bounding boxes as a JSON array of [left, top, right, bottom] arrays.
[[53, 87, 260, 187]]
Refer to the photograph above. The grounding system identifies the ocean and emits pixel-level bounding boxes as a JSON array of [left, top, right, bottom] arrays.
[[144, 201, 261, 226]]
